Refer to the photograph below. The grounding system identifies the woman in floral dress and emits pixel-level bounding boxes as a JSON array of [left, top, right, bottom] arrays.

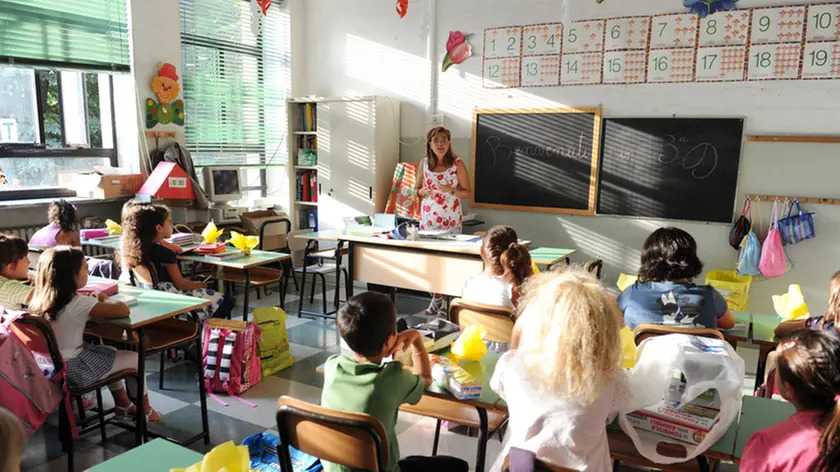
[[414, 126, 471, 315]]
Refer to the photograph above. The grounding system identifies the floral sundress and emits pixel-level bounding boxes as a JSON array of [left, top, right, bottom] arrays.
[[420, 157, 463, 233]]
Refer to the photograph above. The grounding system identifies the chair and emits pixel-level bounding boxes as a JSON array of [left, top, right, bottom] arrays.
[[583, 258, 603, 280], [632, 324, 724, 346], [449, 298, 516, 343], [276, 396, 389, 472], [285, 229, 350, 316]]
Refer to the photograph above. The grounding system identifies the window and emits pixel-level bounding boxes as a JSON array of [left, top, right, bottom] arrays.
[[180, 0, 290, 199]]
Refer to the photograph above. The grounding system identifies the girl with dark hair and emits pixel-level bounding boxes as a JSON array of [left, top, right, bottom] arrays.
[[741, 330, 840, 471], [776, 271, 840, 338], [29, 246, 161, 422], [462, 225, 534, 308], [617, 227, 736, 330]]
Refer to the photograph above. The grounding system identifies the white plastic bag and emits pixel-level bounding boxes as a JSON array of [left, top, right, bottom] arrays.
[[618, 334, 745, 464]]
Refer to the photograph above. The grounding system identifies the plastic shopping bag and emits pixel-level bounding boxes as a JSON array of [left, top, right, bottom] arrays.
[[620, 326, 637, 369], [759, 200, 787, 279], [451, 325, 487, 362], [619, 334, 745, 464], [772, 284, 810, 320], [705, 270, 752, 312]]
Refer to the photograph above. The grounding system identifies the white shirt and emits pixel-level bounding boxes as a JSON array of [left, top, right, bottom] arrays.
[[462, 274, 514, 309], [49, 294, 99, 359], [489, 351, 630, 471]]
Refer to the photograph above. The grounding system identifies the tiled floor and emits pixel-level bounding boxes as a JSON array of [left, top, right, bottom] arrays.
[[22, 282, 751, 471]]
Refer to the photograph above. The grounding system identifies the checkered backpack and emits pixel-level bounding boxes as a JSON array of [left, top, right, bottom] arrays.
[[202, 318, 262, 407]]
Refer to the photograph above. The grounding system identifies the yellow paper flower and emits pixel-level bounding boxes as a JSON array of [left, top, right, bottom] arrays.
[[230, 231, 259, 255], [202, 221, 224, 243], [105, 219, 121, 235]]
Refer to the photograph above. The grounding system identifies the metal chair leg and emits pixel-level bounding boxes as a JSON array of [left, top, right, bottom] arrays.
[[320, 274, 328, 314], [76, 396, 86, 422], [432, 419, 442, 455], [159, 352, 166, 390], [309, 272, 317, 303], [95, 388, 106, 442]]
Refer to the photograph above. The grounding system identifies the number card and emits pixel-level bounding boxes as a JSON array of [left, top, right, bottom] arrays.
[[521, 56, 561, 86], [747, 43, 802, 80], [750, 6, 805, 44], [560, 52, 603, 85], [483, 57, 521, 88], [603, 50, 647, 84], [484, 27, 523, 59], [563, 20, 605, 54], [696, 46, 747, 82], [650, 13, 699, 49], [647, 49, 695, 83], [803, 41, 840, 79], [605, 17, 651, 51], [806, 3, 840, 42], [522, 23, 562, 56], [699, 10, 750, 46]]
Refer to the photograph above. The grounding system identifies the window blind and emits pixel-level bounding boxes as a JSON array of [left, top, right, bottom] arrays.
[[0, 0, 130, 72], [180, 0, 289, 167]]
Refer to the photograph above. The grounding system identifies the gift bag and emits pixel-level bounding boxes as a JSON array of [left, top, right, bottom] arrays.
[[705, 270, 752, 312], [729, 197, 751, 250], [779, 200, 816, 246], [619, 334, 745, 464], [384, 162, 421, 220], [759, 200, 787, 279]]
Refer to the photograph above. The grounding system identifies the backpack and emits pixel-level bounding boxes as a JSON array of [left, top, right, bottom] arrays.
[[0, 312, 66, 436], [253, 307, 293, 377], [729, 198, 752, 250], [202, 318, 262, 407], [243, 432, 323, 472]]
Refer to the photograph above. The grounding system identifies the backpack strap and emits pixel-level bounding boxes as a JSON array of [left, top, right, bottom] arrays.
[[218, 331, 237, 383], [204, 329, 222, 380]]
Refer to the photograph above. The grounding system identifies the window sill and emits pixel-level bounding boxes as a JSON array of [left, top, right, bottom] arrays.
[[0, 196, 130, 210]]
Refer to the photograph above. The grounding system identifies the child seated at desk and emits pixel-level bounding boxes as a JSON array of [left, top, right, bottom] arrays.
[[462, 225, 533, 309], [119, 202, 233, 320], [0, 234, 34, 311], [776, 271, 840, 338], [489, 268, 629, 471], [29, 200, 121, 280], [321, 292, 468, 472], [29, 246, 161, 422], [741, 330, 840, 472], [617, 227, 736, 330]]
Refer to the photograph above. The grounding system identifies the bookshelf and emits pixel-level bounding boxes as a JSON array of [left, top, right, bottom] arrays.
[[286, 96, 400, 232]]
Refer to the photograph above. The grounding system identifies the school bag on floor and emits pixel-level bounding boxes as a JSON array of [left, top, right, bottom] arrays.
[[242, 432, 323, 472], [202, 318, 262, 407], [253, 307, 294, 376]]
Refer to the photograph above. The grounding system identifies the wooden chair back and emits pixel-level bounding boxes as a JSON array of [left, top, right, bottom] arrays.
[[633, 324, 724, 346], [257, 218, 292, 251], [276, 396, 389, 472], [449, 298, 515, 344]]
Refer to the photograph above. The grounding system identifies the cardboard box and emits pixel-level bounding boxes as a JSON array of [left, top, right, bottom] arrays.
[[627, 402, 720, 445], [239, 210, 289, 251], [59, 169, 143, 199]]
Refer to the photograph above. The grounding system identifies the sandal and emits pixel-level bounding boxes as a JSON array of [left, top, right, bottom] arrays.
[[424, 296, 445, 316], [114, 404, 163, 423]]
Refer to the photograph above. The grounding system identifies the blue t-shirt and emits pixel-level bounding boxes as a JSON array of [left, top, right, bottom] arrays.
[[618, 281, 728, 330]]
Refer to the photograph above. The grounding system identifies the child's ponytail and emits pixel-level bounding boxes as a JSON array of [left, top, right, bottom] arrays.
[[820, 400, 840, 470], [501, 242, 534, 299]]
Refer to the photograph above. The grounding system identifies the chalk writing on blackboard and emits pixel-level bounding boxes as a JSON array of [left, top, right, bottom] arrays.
[[619, 134, 719, 180], [484, 134, 589, 168]]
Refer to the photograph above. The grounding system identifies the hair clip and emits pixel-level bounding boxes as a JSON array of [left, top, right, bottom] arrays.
[[834, 394, 840, 403], [777, 340, 797, 353]]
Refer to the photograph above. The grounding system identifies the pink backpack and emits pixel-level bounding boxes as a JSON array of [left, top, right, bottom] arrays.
[[202, 319, 262, 407], [0, 312, 66, 436]]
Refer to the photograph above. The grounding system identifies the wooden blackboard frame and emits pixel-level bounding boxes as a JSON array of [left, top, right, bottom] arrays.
[[470, 107, 603, 216]]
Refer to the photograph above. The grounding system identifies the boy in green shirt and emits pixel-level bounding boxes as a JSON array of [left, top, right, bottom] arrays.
[[0, 235, 34, 310], [321, 292, 468, 472]]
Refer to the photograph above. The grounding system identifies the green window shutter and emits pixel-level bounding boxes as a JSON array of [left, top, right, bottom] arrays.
[[0, 0, 130, 72], [180, 0, 289, 167]]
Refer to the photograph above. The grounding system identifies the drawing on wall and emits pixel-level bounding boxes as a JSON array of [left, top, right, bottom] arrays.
[[442, 31, 474, 72], [683, 0, 739, 18], [145, 62, 184, 129], [397, 0, 408, 18]]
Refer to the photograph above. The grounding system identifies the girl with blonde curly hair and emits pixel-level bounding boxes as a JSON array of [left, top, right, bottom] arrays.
[[490, 268, 629, 471]]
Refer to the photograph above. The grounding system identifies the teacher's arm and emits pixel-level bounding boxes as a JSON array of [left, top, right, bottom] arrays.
[[452, 160, 471, 198], [415, 163, 429, 198]]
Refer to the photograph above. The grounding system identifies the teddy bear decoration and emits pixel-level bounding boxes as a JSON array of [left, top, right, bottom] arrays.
[[145, 62, 185, 129]]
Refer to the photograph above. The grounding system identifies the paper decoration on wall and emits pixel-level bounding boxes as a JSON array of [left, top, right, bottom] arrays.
[[396, 0, 408, 18], [250, 0, 271, 36], [145, 62, 184, 129], [684, 0, 739, 18], [442, 31, 473, 72]]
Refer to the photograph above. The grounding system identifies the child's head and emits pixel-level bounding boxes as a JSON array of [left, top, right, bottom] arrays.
[[638, 227, 703, 282], [775, 330, 840, 470], [824, 271, 840, 327], [0, 407, 25, 472], [0, 234, 30, 281], [29, 246, 87, 320], [119, 203, 172, 269], [337, 292, 397, 358], [516, 268, 623, 405], [481, 225, 534, 290], [48, 200, 78, 232]]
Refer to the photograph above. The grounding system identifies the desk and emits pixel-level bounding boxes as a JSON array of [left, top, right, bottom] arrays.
[[86, 438, 204, 471], [751, 313, 782, 392], [86, 281, 210, 447], [733, 396, 795, 461], [528, 247, 576, 269], [720, 311, 751, 347]]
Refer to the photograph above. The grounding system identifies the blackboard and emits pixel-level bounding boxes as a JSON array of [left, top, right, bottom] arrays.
[[471, 108, 601, 215], [596, 118, 744, 223]]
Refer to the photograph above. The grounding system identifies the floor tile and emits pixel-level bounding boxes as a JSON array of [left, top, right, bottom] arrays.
[[287, 320, 341, 350], [397, 416, 505, 470], [200, 376, 321, 428], [144, 362, 206, 404], [274, 350, 335, 389], [289, 342, 323, 362]]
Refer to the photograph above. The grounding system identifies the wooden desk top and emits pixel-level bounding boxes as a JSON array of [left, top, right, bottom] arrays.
[[177, 249, 290, 269], [86, 438, 203, 471], [734, 396, 796, 459]]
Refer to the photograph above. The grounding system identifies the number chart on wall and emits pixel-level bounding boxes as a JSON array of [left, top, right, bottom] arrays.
[[482, 2, 840, 88], [596, 118, 745, 223]]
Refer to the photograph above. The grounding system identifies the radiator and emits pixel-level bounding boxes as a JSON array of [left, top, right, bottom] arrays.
[[1, 225, 112, 258]]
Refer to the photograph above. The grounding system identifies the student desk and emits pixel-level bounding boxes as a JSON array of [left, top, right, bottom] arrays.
[[732, 396, 795, 461], [84, 281, 211, 447], [528, 247, 576, 269], [750, 313, 783, 392], [720, 311, 751, 347], [86, 438, 204, 471]]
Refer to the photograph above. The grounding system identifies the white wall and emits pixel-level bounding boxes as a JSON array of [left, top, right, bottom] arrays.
[[300, 0, 840, 314]]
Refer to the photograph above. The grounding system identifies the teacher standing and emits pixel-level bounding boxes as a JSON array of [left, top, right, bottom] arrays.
[[415, 125, 471, 316]]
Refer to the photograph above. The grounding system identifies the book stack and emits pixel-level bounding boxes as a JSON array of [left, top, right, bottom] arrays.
[[167, 232, 195, 245], [430, 355, 482, 400], [626, 400, 721, 445], [78, 280, 119, 296], [197, 242, 227, 255]]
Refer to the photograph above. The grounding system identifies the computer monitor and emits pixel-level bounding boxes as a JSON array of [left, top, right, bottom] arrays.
[[202, 167, 242, 203]]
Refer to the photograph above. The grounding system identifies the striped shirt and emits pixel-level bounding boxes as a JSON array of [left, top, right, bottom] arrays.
[[0, 274, 33, 310]]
